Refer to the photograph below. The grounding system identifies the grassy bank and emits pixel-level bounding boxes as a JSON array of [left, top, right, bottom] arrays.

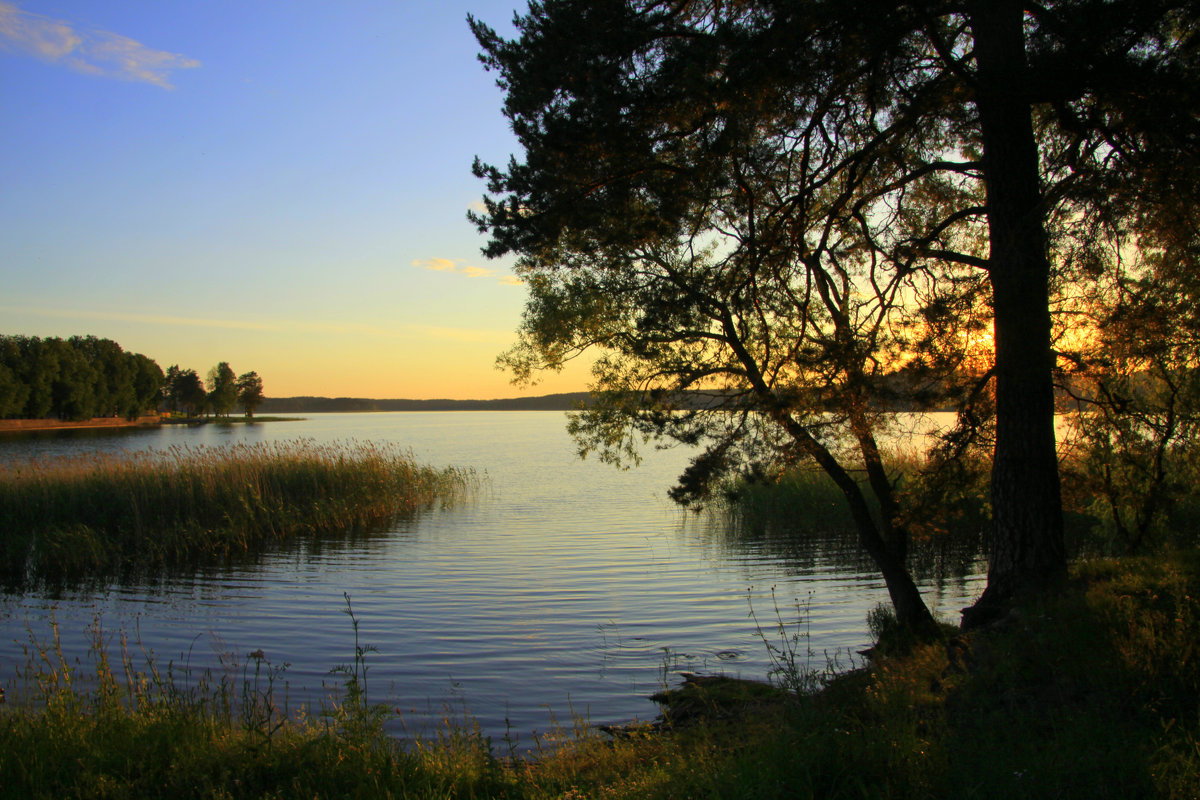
[[716, 441, 1200, 564], [0, 440, 475, 585], [2, 552, 1197, 798], [512, 551, 1200, 798]]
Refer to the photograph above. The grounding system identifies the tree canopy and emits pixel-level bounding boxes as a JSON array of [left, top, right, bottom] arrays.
[[0, 336, 266, 423], [0, 335, 164, 421], [164, 365, 208, 418], [236, 371, 265, 418], [470, 0, 1199, 630], [207, 362, 238, 418]]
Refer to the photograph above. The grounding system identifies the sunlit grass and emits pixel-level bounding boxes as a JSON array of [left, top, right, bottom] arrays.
[[715, 447, 989, 536], [0, 440, 476, 584], [716, 439, 1200, 565], [726, 425, 1200, 557]]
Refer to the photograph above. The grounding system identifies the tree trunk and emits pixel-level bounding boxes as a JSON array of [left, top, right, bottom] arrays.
[[967, 1, 1067, 623], [774, 408, 940, 639], [827, 456, 940, 639]]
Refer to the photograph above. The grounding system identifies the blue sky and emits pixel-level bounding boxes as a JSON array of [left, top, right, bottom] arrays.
[[0, 1, 589, 399]]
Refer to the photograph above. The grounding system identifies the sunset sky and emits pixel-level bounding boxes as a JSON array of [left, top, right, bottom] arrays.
[[0, 0, 591, 399]]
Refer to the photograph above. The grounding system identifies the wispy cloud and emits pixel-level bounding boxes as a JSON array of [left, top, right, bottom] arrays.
[[412, 257, 521, 286], [6, 306, 276, 331], [1, 306, 509, 344], [0, 2, 199, 88], [413, 257, 461, 273]]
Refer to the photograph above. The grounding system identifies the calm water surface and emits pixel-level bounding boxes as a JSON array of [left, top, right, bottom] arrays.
[[0, 411, 985, 746]]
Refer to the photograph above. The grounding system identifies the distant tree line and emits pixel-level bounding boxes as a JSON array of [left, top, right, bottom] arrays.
[[257, 392, 593, 413], [0, 335, 265, 421]]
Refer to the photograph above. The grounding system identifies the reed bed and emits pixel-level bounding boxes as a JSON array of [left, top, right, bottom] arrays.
[[718, 466, 862, 537], [717, 442, 1200, 565], [710, 451, 993, 587], [0, 440, 476, 583]]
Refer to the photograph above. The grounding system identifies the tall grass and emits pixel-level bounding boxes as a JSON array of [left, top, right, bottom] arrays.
[[0, 440, 476, 584], [713, 436, 1200, 576], [717, 431, 1200, 563], [720, 466, 861, 537], [713, 450, 991, 584], [1, 608, 511, 800], [716, 447, 991, 537]]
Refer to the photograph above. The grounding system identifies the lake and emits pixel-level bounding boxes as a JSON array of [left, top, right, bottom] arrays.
[[0, 411, 985, 748]]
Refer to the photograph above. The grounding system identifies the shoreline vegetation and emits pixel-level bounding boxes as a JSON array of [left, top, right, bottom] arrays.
[[0, 392, 596, 433], [0, 415, 166, 433], [0, 414, 302, 434], [256, 392, 597, 413], [2, 552, 1196, 798], [0, 440, 475, 586], [0, 334, 271, 423]]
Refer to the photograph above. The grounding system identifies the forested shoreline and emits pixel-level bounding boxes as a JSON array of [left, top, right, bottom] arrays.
[[0, 335, 263, 421]]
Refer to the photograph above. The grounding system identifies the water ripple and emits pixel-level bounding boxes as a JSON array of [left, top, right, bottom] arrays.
[[0, 411, 983, 747]]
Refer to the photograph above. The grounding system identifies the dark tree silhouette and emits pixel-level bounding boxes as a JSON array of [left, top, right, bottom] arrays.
[[470, 0, 1198, 626], [128, 353, 164, 419], [236, 371, 265, 418], [171, 368, 207, 419], [206, 362, 238, 418]]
